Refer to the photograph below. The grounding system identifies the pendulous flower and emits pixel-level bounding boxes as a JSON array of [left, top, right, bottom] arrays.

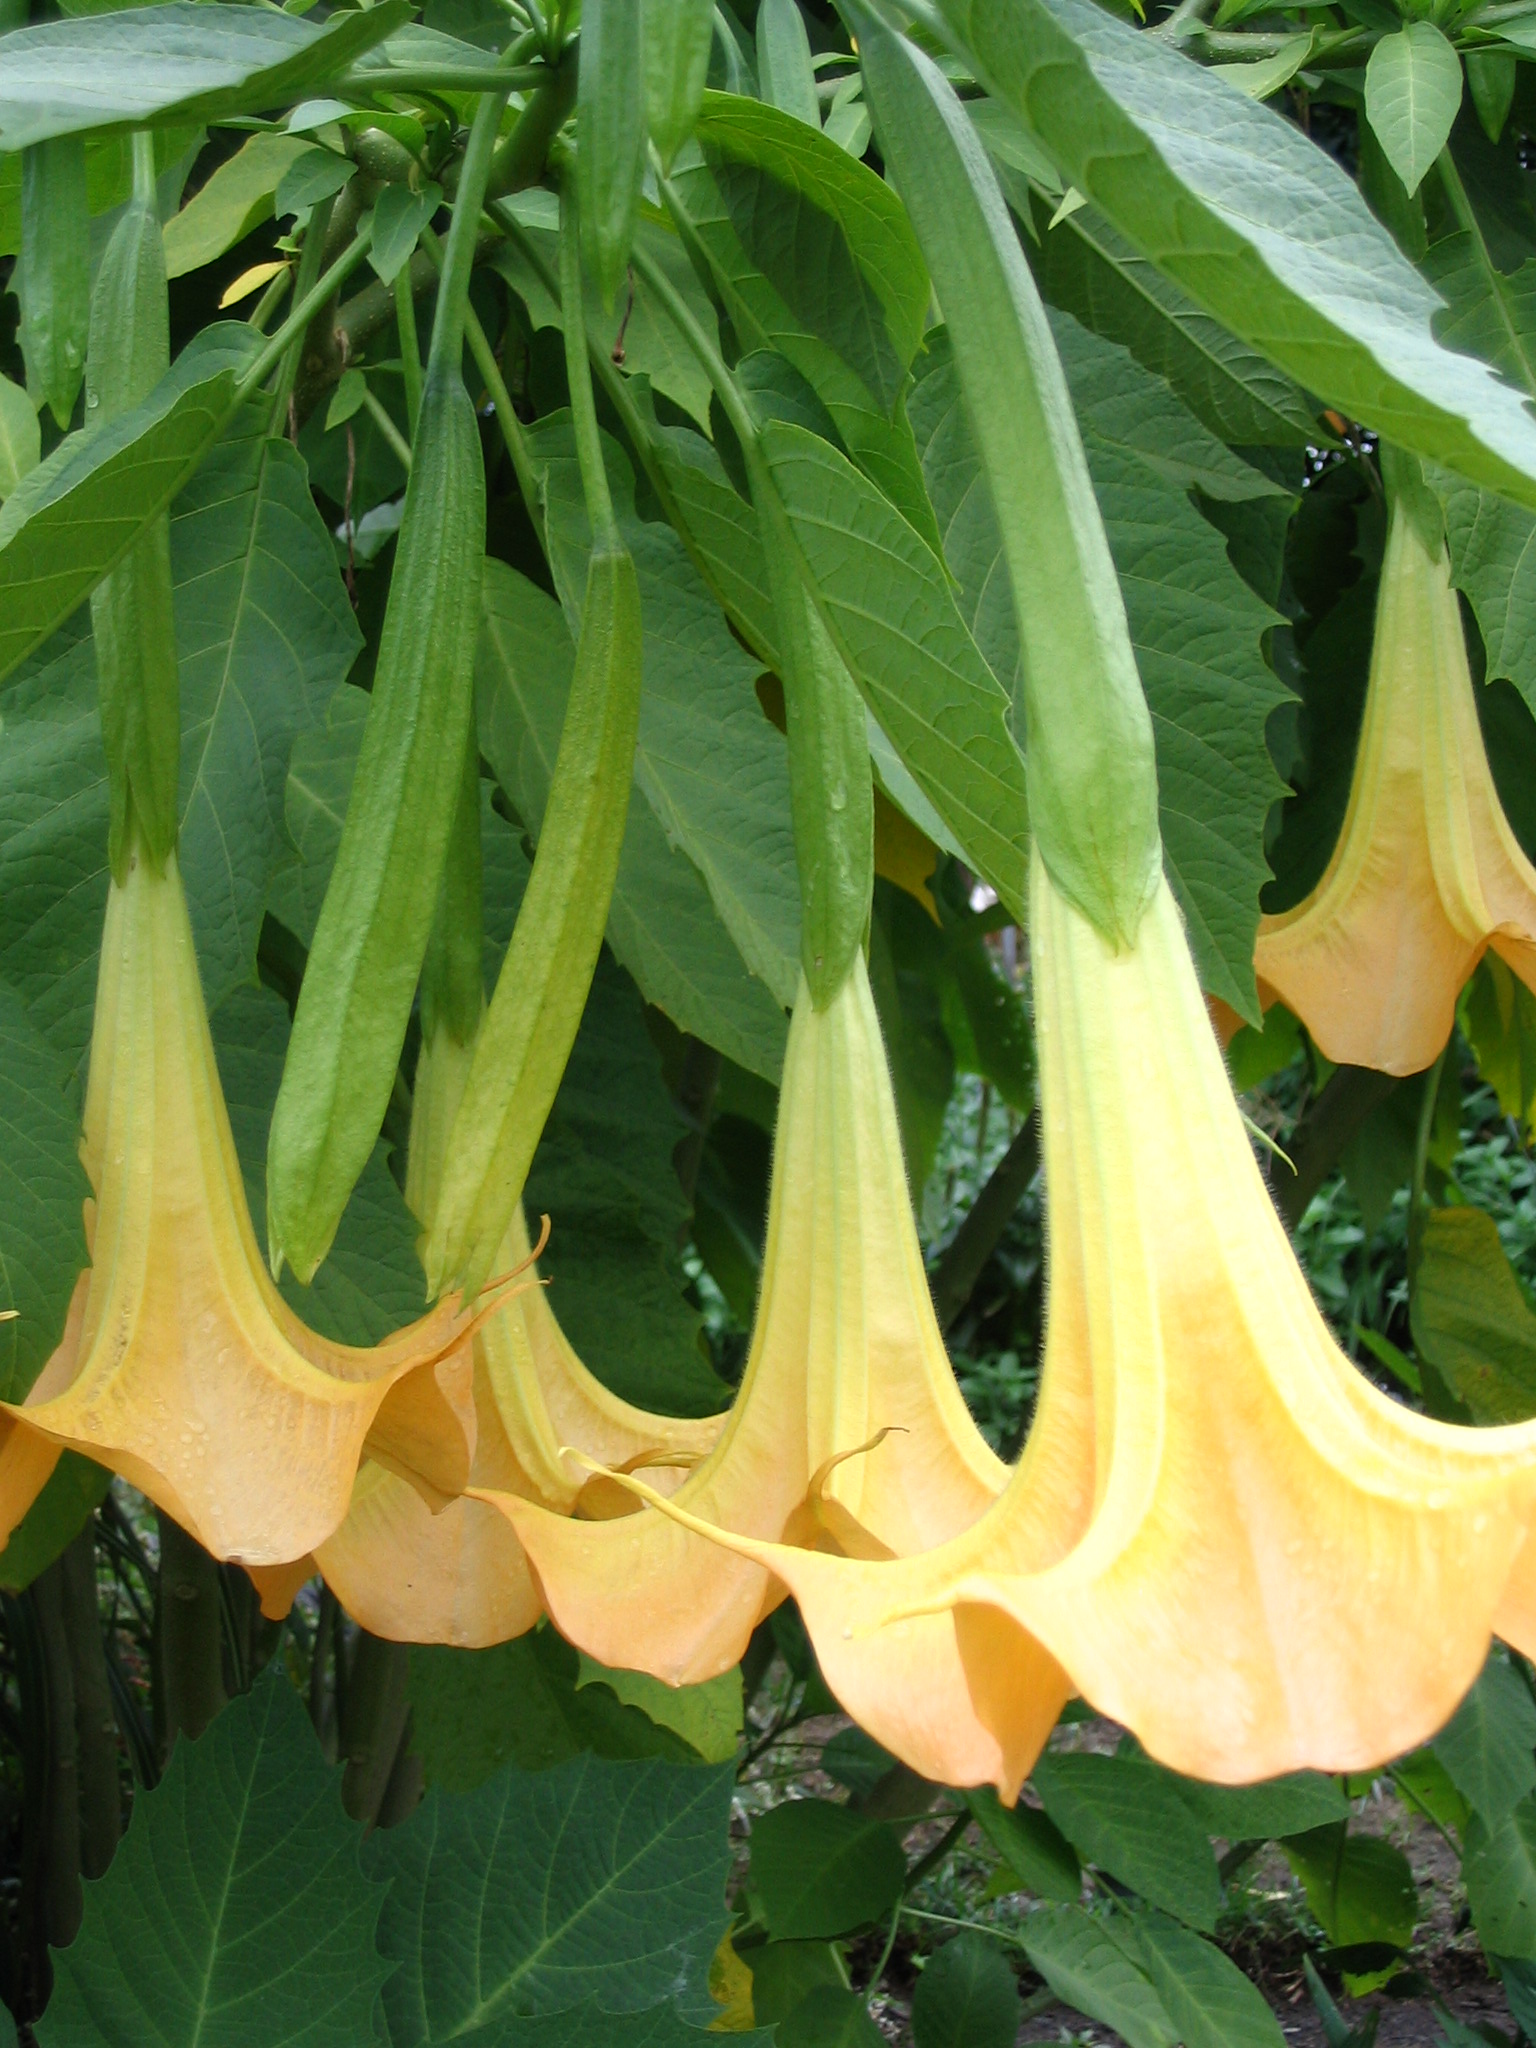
[[471, 950, 1009, 1697], [253, 1024, 722, 1644], [0, 850, 481, 1567], [611, 856, 1536, 1794], [1256, 491, 1536, 1075]]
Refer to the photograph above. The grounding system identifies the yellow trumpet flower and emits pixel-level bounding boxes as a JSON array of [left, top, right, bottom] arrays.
[[471, 951, 1008, 1695], [0, 849, 480, 1568], [1256, 496, 1536, 1076], [254, 1025, 722, 1645], [609, 857, 1536, 1795]]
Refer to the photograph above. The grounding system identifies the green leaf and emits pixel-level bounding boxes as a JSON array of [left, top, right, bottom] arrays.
[[267, 682, 371, 949], [0, 123, 199, 258], [937, 0, 1536, 507], [478, 556, 788, 1080], [756, 0, 820, 129], [0, 418, 358, 1066], [1433, 1656, 1536, 1830], [1018, 1904, 1176, 2048], [530, 419, 801, 1009], [0, 1453, 110, 1593], [744, 1941, 847, 2026], [576, 1656, 743, 1764], [0, 977, 89, 1402], [908, 322, 1286, 1015], [369, 181, 442, 288], [910, 1932, 1020, 2048], [1364, 24, 1464, 199], [0, 0, 409, 150], [1028, 195, 1318, 449], [749, 1800, 906, 1940], [0, 373, 40, 501], [40, 1671, 391, 2048], [1170, 1771, 1348, 1842], [1281, 1825, 1419, 1951], [775, 1987, 885, 2048], [273, 142, 355, 225], [211, 983, 425, 1345], [758, 418, 1030, 921], [1411, 1203, 1536, 1423], [407, 1630, 701, 1792], [1126, 1915, 1286, 2048], [1463, 1797, 1536, 1959], [0, 321, 259, 687], [965, 1789, 1082, 1903], [674, 93, 940, 548], [162, 132, 309, 280], [1030, 1751, 1224, 1931], [366, 1752, 736, 2040]]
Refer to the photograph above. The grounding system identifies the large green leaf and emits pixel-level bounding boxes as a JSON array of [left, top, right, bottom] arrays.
[[1280, 1824, 1419, 1950], [758, 419, 1030, 920], [908, 324, 1286, 1014], [1018, 1905, 1176, 2048], [407, 1631, 701, 1793], [365, 1754, 736, 2041], [40, 1671, 390, 2048], [933, 0, 1536, 506], [1463, 1798, 1536, 1960], [0, 322, 259, 688], [0, 417, 361, 1065], [965, 1788, 1082, 1903], [1364, 24, 1463, 200], [1169, 1770, 1347, 1841], [529, 420, 801, 1010], [477, 556, 788, 1081], [1125, 1915, 1285, 2048], [1030, 1751, 1223, 1932], [1433, 1656, 1536, 1829], [0, 0, 407, 149], [1412, 1203, 1536, 1423], [748, 1800, 906, 1941], [0, 978, 89, 1403], [266, 683, 372, 951], [672, 95, 939, 547], [909, 1932, 1019, 2048], [1027, 195, 1317, 448]]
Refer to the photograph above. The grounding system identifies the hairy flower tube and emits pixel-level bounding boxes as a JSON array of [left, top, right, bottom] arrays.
[[1255, 495, 1536, 1075], [0, 850, 481, 1567], [472, 952, 1009, 1692], [251, 1026, 723, 1643], [612, 856, 1536, 1794]]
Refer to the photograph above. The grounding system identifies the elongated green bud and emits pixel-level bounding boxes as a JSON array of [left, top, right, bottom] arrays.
[[20, 135, 89, 433], [578, 0, 647, 308], [420, 725, 485, 1054], [751, 441, 873, 1006], [88, 134, 179, 878], [426, 181, 644, 1300], [855, 10, 1161, 948], [267, 84, 510, 1285], [642, 0, 714, 168]]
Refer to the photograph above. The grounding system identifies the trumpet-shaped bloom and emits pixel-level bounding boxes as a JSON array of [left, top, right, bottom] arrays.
[[1256, 502, 1536, 1075], [473, 952, 1009, 1696], [265, 1028, 723, 1645], [0, 851, 480, 1566], [613, 858, 1536, 1794]]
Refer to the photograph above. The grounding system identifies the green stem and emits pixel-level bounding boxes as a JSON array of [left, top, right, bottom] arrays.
[[867, 1900, 902, 2008], [631, 190, 757, 448], [130, 129, 156, 208], [930, 1117, 1039, 1331], [156, 1512, 226, 1752], [265, 193, 337, 433], [362, 384, 414, 471], [30, 1559, 83, 1949], [421, 222, 543, 536], [243, 223, 377, 406], [487, 49, 578, 198], [559, 175, 617, 540], [395, 265, 423, 436], [339, 1631, 413, 1828], [429, 81, 515, 371], [248, 265, 293, 333]]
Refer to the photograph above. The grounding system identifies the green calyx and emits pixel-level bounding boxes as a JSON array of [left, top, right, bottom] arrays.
[[855, 9, 1161, 950], [88, 136, 178, 881]]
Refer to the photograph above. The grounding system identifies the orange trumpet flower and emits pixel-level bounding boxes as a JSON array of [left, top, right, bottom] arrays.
[[1256, 492, 1536, 1075]]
